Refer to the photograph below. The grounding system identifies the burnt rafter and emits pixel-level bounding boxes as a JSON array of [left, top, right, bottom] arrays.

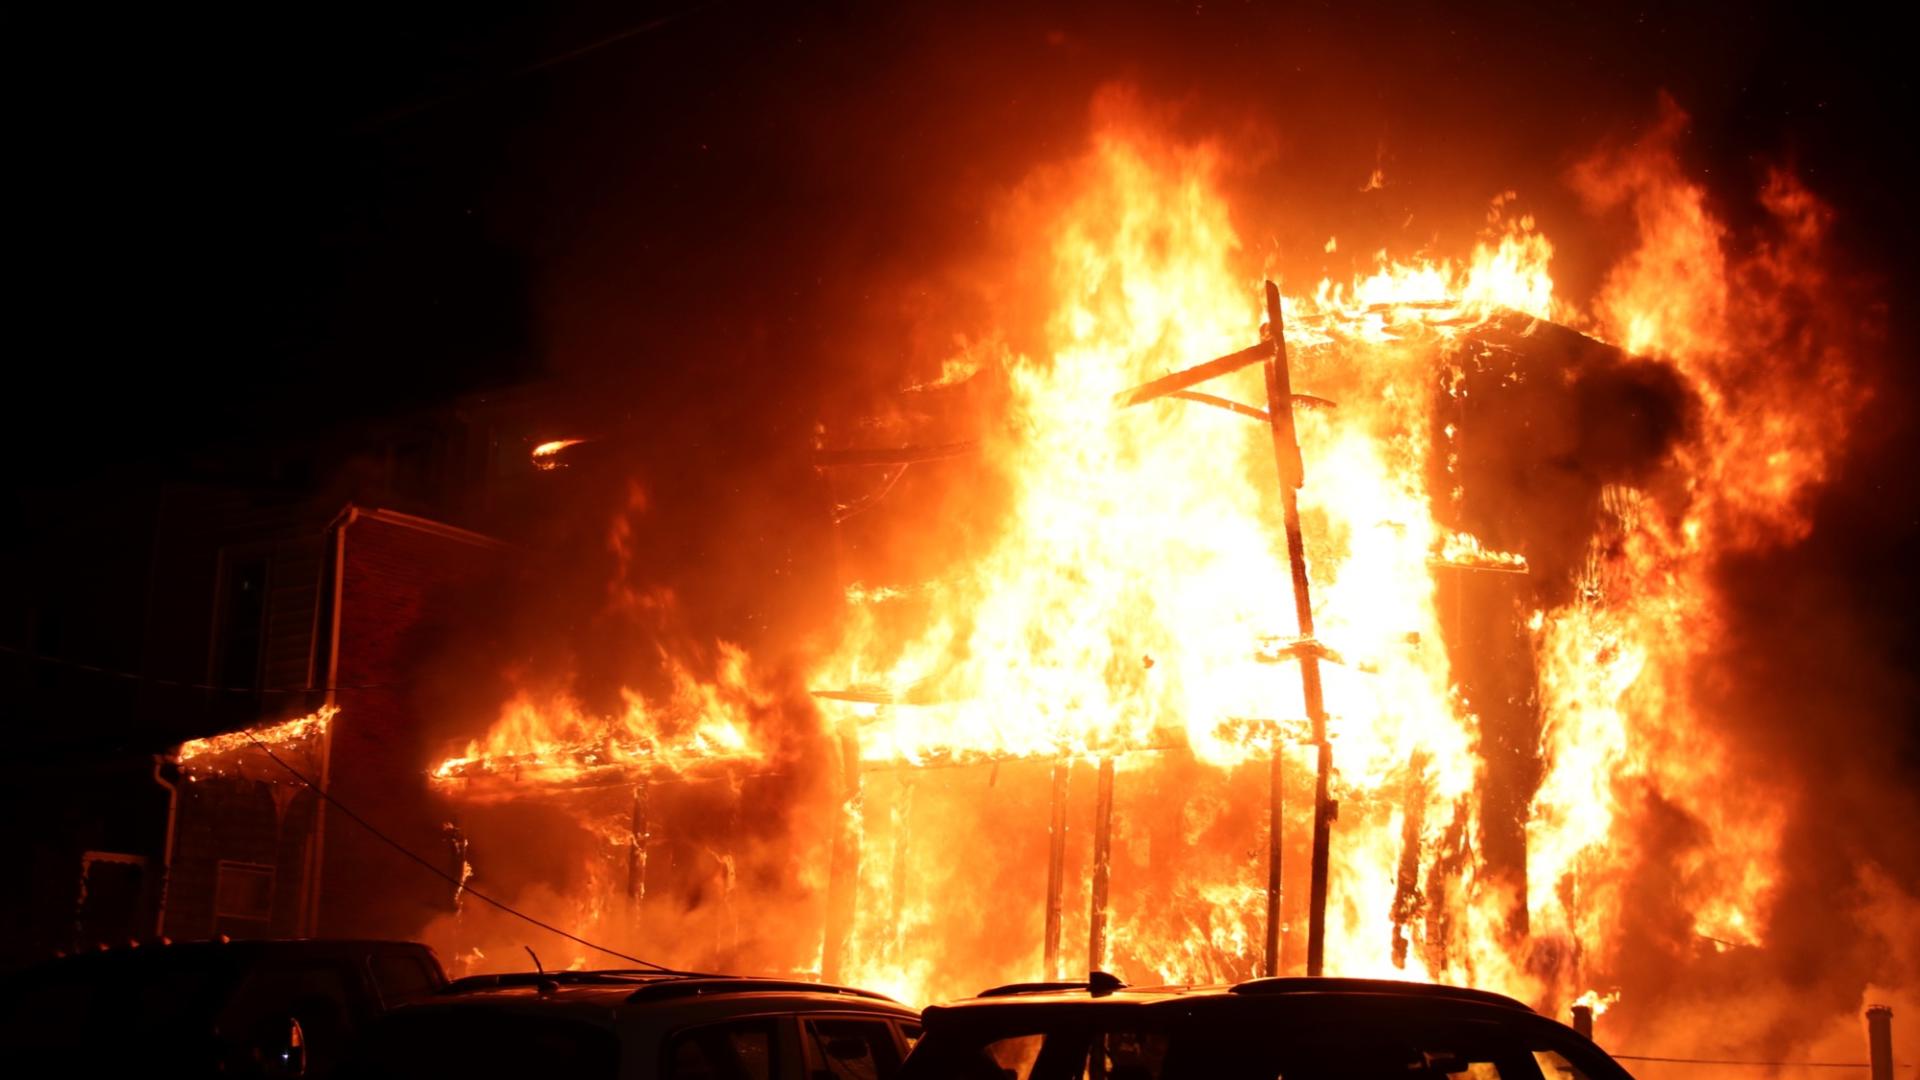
[[1166, 389, 1337, 423]]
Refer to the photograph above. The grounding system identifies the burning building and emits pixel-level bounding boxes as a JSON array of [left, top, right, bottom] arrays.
[[399, 91, 1913, 1064]]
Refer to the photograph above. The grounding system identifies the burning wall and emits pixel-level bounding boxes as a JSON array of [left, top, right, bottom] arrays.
[[419, 91, 1912, 1058]]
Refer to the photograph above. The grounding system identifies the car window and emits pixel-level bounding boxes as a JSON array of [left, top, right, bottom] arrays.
[[222, 960, 360, 1073], [1077, 1029, 1170, 1080], [341, 1009, 619, 1080], [369, 954, 439, 1007], [1534, 1051, 1582, 1080], [897, 1022, 923, 1051], [920, 1032, 1047, 1080], [906, 1017, 1561, 1080], [668, 1017, 781, 1080], [804, 1017, 904, 1080], [988, 1034, 1047, 1080]]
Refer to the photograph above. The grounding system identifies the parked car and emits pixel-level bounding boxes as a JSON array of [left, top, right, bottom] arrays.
[[340, 970, 921, 1080], [897, 974, 1634, 1080], [0, 938, 446, 1077]]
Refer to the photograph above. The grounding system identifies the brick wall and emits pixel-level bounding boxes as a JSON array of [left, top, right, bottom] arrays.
[[317, 511, 504, 938]]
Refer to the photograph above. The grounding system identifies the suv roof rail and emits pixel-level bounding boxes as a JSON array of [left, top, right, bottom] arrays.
[[625, 977, 899, 1005], [978, 972, 1128, 999], [975, 981, 1087, 998], [1228, 977, 1531, 1012], [444, 969, 684, 993]]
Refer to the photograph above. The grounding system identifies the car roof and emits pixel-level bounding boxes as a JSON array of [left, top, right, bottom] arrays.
[[16, 937, 435, 975], [404, 972, 919, 1029], [931, 976, 1534, 1016]]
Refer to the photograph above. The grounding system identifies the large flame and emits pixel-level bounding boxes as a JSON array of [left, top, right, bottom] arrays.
[[428, 95, 1874, 1035]]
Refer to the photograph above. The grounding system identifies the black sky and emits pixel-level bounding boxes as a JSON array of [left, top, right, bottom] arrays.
[[12, 2, 1915, 473]]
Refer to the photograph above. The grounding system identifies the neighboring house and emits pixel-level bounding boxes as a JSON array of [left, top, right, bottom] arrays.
[[166, 506, 508, 942], [1, 385, 570, 964]]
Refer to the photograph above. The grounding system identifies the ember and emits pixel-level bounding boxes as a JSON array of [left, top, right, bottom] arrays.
[[178, 705, 336, 771]]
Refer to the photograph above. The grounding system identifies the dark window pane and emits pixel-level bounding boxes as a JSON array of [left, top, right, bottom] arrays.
[[214, 861, 275, 921], [369, 955, 438, 1006], [217, 556, 268, 688], [346, 1010, 618, 1080], [668, 1017, 779, 1080], [805, 1018, 903, 1080]]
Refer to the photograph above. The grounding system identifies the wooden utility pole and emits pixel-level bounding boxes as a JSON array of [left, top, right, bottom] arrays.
[[1111, 280, 1339, 977], [1257, 281, 1336, 977]]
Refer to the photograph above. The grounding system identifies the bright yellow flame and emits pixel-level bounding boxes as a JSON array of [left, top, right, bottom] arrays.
[[179, 705, 337, 763]]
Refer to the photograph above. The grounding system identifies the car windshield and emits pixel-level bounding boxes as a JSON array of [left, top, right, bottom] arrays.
[[904, 1014, 1627, 1080], [338, 1007, 620, 1080]]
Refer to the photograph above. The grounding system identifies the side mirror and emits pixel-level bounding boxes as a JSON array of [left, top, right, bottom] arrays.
[[254, 1015, 306, 1077]]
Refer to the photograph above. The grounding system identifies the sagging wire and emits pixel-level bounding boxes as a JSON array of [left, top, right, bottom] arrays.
[[235, 725, 672, 972], [1611, 1056, 1911, 1070]]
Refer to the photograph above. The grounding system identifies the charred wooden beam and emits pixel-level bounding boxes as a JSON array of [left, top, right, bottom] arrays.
[[1390, 752, 1430, 970], [887, 775, 914, 965], [1044, 758, 1069, 980], [1263, 746, 1284, 976], [820, 720, 863, 983], [1087, 756, 1116, 972], [625, 781, 650, 909], [1165, 389, 1337, 421], [1113, 342, 1268, 409]]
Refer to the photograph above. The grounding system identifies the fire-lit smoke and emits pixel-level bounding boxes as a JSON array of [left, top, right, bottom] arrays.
[[422, 89, 1912, 1058]]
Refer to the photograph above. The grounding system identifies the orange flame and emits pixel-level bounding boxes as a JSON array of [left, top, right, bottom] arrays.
[[433, 96, 1871, 1028]]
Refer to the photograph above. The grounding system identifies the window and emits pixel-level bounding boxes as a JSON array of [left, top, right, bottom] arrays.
[[1532, 1049, 1594, 1080], [803, 1018, 903, 1080], [214, 553, 269, 688], [897, 1022, 922, 1051], [213, 861, 275, 922], [983, 1022, 1044, 1076], [349, 1010, 618, 1079], [223, 960, 359, 1074], [904, 1017, 1563, 1080], [667, 1018, 779, 1080], [1078, 1030, 1169, 1080], [369, 954, 439, 1007]]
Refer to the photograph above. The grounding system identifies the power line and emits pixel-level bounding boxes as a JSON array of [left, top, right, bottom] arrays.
[[236, 724, 672, 972], [1613, 1055, 1909, 1069], [0, 643, 394, 695], [350, 3, 712, 133]]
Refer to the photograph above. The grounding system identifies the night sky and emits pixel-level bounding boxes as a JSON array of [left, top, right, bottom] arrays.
[[14, 2, 1918, 482]]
